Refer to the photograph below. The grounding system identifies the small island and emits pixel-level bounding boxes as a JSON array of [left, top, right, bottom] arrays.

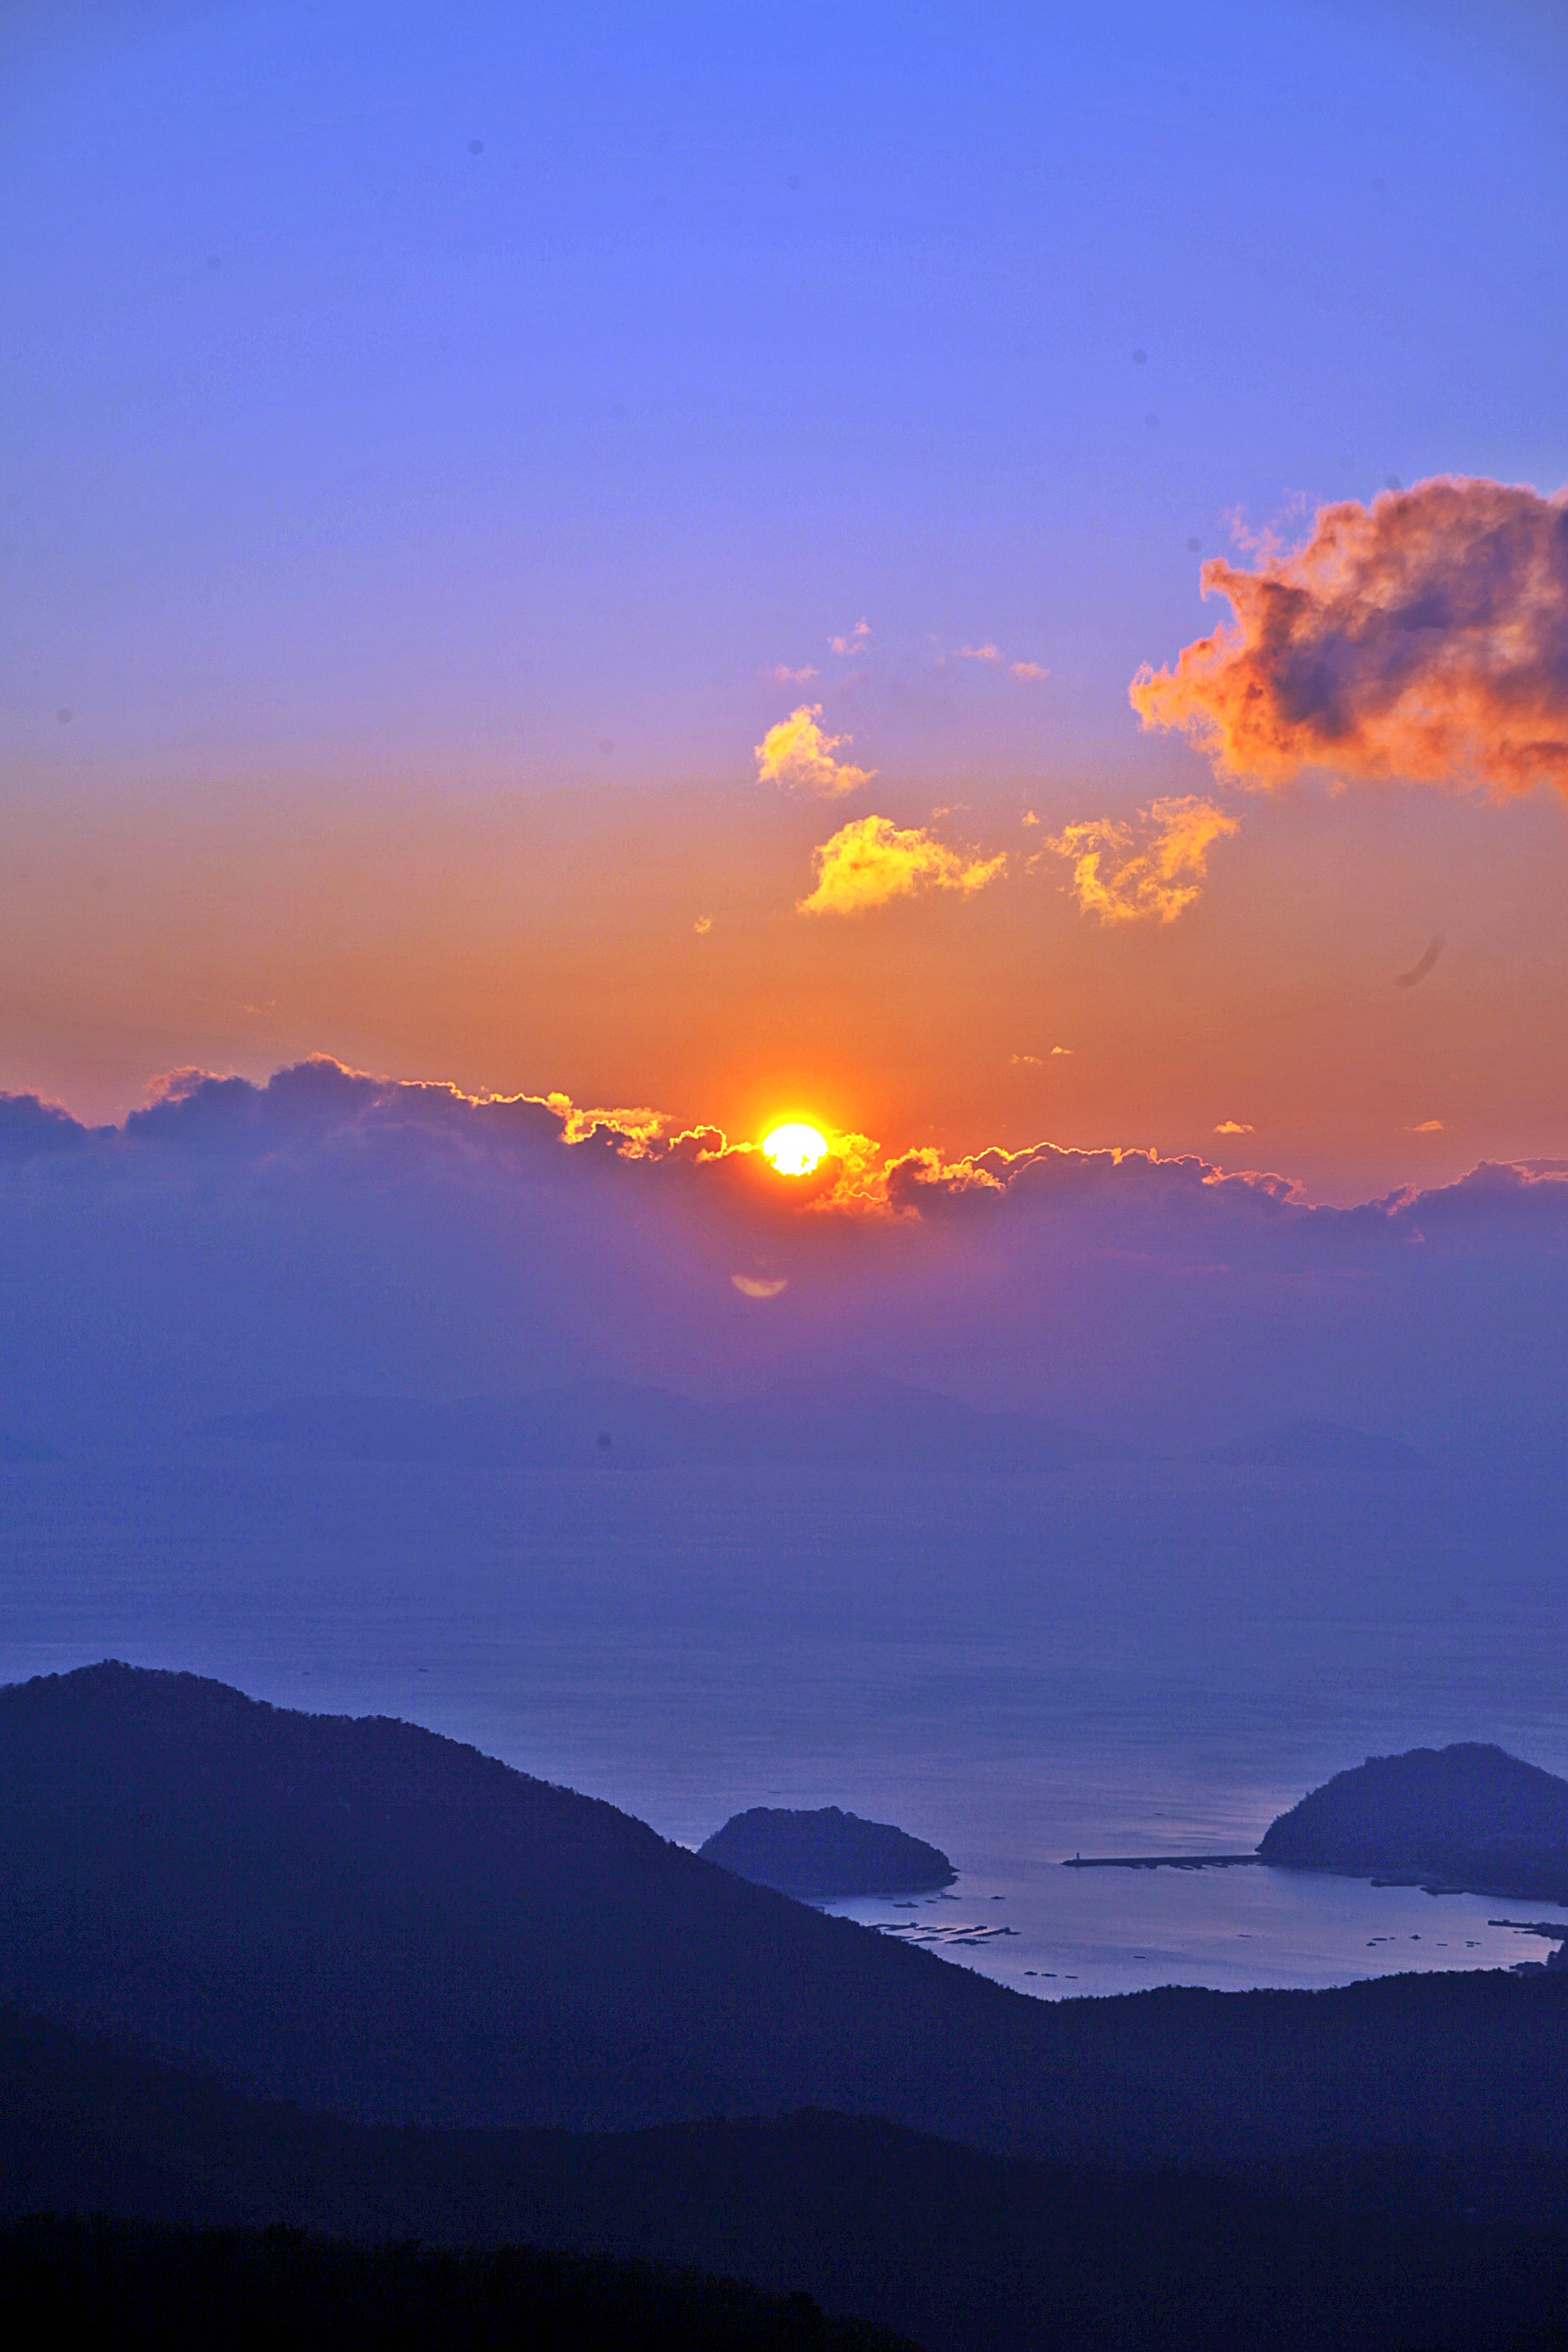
[[1260, 1742, 1568, 1904], [700, 1805, 956, 1900]]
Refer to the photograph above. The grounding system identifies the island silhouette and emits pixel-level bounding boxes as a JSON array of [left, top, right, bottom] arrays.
[[699, 1808, 956, 1899]]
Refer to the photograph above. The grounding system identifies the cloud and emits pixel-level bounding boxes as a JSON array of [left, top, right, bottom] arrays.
[[1408, 1119, 1446, 1133], [1010, 1054, 1043, 1068], [693, 915, 712, 935], [6, 1057, 1568, 1451], [1130, 476, 1568, 793], [1214, 1120, 1254, 1135], [1050, 1045, 1072, 1056], [829, 618, 870, 656], [732, 1273, 787, 1298], [768, 663, 819, 685], [797, 816, 1006, 915], [754, 705, 875, 796], [950, 644, 1048, 681], [1039, 796, 1237, 924]]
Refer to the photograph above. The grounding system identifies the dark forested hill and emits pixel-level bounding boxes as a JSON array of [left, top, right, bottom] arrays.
[[7, 1665, 1568, 2175], [3, 2004, 1568, 2352], [0, 2213, 913, 2352]]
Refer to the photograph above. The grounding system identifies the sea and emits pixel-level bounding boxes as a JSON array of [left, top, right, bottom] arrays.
[[3, 1446, 1566, 1997]]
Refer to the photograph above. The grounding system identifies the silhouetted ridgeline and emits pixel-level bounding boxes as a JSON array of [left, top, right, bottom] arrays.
[[8, 1666, 1568, 2179], [9, 2006, 1568, 2351], [197, 1375, 1133, 1472], [0, 2214, 909, 2352], [700, 1808, 955, 1898], [1260, 1743, 1568, 1903], [1198, 1419, 1427, 1479]]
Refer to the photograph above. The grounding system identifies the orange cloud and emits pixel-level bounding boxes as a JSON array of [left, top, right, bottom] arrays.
[[1131, 476, 1568, 793], [798, 815, 1006, 916], [1039, 795, 1236, 924], [754, 704, 875, 796], [1215, 1119, 1254, 1135], [732, 1272, 787, 1298], [830, 618, 870, 655]]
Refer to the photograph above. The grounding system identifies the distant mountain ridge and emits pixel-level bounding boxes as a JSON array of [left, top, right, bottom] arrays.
[[198, 1375, 1133, 1472], [1260, 1742, 1568, 1901], [1200, 1420, 1427, 1477]]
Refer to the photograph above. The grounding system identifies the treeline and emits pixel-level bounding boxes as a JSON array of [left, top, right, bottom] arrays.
[[0, 2213, 910, 2350]]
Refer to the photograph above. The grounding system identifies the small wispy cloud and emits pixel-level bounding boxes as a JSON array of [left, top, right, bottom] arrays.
[[1050, 1044, 1072, 1056], [732, 1273, 788, 1298], [768, 662, 819, 685], [1408, 1119, 1446, 1134], [798, 815, 1006, 915], [754, 704, 875, 796], [1214, 1119, 1254, 1135], [1010, 1053, 1043, 1067], [693, 915, 712, 935], [949, 643, 1048, 682], [829, 618, 871, 656], [1038, 796, 1237, 925]]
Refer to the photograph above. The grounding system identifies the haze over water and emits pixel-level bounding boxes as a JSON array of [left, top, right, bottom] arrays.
[[5, 1445, 1564, 1999]]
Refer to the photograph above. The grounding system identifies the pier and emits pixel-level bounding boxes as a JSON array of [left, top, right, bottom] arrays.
[[1063, 1853, 1261, 1871]]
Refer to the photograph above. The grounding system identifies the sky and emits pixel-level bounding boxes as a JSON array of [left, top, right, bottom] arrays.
[[3, 1, 1567, 1237]]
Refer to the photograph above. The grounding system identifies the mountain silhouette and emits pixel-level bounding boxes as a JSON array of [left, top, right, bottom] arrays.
[[1200, 1420, 1426, 1477], [3, 2001, 1568, 2352], [12, 1666, 1568, 2176], [199, 1375, 1132, 1472]]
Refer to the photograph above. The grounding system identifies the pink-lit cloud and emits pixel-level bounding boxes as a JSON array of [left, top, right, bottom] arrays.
[[829, 618, 871, 656], [950, 643, 1048, 681], [1131, 476, 1568, 794]]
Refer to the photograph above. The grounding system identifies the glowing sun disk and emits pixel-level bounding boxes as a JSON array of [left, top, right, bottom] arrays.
[[762, 1122, 828, 1177]]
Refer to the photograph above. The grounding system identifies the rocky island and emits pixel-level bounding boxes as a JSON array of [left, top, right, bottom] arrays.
[[700, 1805, 956, 1899], [1260, 1742, 1568, 1903]]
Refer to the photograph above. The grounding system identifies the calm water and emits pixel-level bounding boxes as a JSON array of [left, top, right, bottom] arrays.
[[3, 1448, 1565, 1996]]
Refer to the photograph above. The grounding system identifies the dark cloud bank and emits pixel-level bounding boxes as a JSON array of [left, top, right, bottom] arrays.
[[2, 1058, 1565, 1454]]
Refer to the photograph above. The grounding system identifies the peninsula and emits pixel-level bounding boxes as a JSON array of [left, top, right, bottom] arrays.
[[1259, 1742, 1568, 1903]]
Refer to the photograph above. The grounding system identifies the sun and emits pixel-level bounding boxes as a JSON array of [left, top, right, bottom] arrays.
[[761, 1122, 828, 1178]]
